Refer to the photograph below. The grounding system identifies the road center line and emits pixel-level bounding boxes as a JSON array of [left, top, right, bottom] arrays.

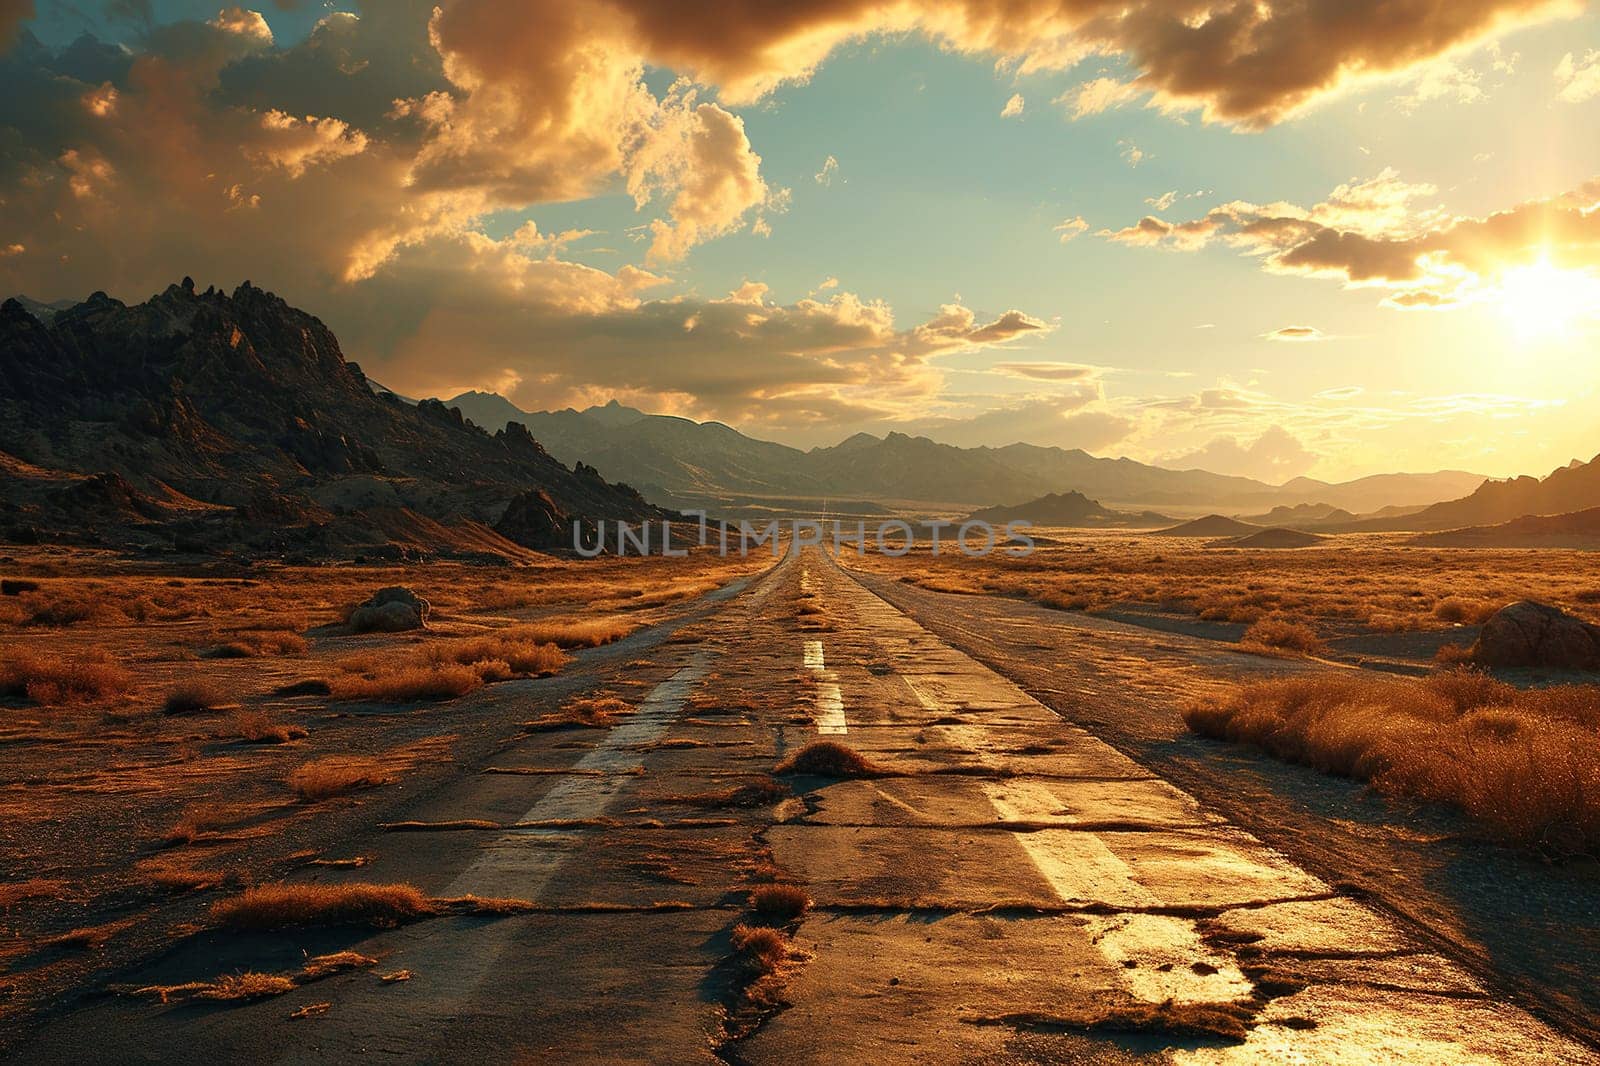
[[802, 637, 848, 734]]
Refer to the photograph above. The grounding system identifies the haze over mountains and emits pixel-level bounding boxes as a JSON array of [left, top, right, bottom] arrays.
[[0, 283, 665, 558], [440, 391, 1487, 516], [3, 279, 1593, 561]]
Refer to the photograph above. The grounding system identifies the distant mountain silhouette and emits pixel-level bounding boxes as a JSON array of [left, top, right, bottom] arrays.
[[1237, 502, 1356, 529], [432, 390, 1485, 513], [1343, 454, 1600, 532], [1411, 507, 1600, 548], [1151, 515, 1261, 537], [1212, 527, 1329, 549], [0, 282, 666, 556], [965, 491, 1170, 528]]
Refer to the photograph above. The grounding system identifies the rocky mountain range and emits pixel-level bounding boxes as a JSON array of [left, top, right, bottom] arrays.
[[441, 391, 1487, 515], [0, 282, 667, 558], [1348, 454, 1600, 532]]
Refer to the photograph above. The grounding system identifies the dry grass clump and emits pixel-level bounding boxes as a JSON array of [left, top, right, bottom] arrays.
[[133, 951, 376, 1004], [211, 882, 434, 930], [163, 800, 269, 845], [523, 695, 632, 732], [204, 630, 309, 658], [0, 878, 70, 908], [328, 662, 483, 703], [731, 922, 794, 974], [506, 618, 634, 649], [43, 919, 133, 951], [163, 681, 227, 715], [1185, 670, 1600, 856], [776, 740, 886, 779], [1433, 596, 1499, 625], [749, 884, 811, 922], [287, 757, 390, 802], [1238, 616, 1324, 657], [0, 652, 130, 705], [328, 635, 568, 703], [430, 634, 568, 675], [231, 710, 308, 744]]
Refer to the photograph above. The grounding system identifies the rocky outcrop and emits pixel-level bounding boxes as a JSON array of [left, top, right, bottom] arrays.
[[348, 586, 430, 632], [1469, 601, 1600, 671], [0, 280, 671, 555], [494, 489, 568, 550]]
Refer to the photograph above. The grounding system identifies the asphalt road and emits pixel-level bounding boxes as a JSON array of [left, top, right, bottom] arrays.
[[11, 548, 1596, 1064]]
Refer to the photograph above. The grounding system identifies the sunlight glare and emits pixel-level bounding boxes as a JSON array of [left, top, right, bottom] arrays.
[[1497, 259, 1600, 340]]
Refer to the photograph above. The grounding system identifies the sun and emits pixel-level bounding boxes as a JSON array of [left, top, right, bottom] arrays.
[[1496, 259, 1600, 340]]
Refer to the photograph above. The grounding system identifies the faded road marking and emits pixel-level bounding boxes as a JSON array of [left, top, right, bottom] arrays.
[[803, 638, 847, 734]]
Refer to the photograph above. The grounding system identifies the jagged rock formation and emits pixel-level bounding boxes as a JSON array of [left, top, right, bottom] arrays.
[[0, 280, 668, 557]]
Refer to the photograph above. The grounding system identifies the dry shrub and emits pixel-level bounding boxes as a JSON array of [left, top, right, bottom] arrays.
[[730, 923, 793, 973], [205, 630, 309, 658], [1, 652, 130, 705], [329, 663, 483, 703], [145, 866, 230, 893], [430, 634, 567, 675], [523, 695, 631, 732], [1185, 670, 1600, 856], [211, 882, 434, 930], [287, 757, 390, 802], [775, 740, 886, 778], [164, 801, 265, 845], [23, 592, 121, 627], [164, 681, 227, 715], [1434, 597, 1500, 625], [1434, 642, 1474, 665], [232, 710, 308, 744], [328, 635, 568, 703], [750, 884, 810, 922], [134, 952, 376, 1004], [1239, 616, 1323, 656], [507, 618, 634, 649]]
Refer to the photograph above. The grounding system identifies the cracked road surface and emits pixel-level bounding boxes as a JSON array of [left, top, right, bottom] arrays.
[[13, 548, 1596, 1064]]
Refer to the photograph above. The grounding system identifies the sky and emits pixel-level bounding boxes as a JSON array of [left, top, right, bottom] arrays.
[[2, 1, 1599, 484]]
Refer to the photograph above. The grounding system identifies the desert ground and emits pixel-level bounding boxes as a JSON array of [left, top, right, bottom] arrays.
[[1, 536, 1598, 1063]]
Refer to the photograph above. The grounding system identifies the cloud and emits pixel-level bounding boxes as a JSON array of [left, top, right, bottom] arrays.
[[1118, 139, 1147, 167], [1264, 325, 1328, 342], [814, 154, 838, 185], [1555, 50, 1600, 103], [380, 0, 1581, 132], [1058, 77, 1137, 118], [1053, 216, 1088, 242], [904, 387, 1135, 451], [1099, 168, 1600, 310], [990, 361, 1098, 381], [631, 94, 770, 262], [1145, 191, 1177, 212], [1159, 425, 1317, 482], [1000, 92, 1023, 117]]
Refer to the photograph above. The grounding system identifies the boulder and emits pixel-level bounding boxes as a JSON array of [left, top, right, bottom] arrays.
[[348, 586, 430, 632], [494, 489, 568, 550], [1469, 600, 1600, 670]]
